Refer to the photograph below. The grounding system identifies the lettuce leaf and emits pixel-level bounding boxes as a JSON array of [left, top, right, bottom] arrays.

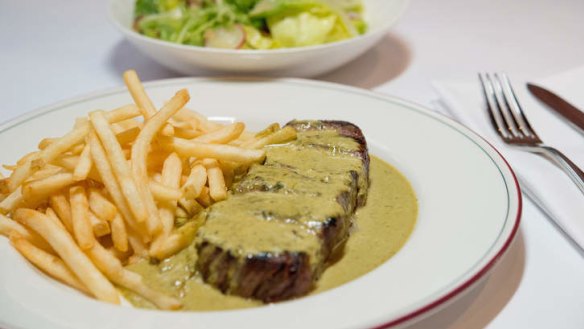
[[135, 0, 160, 16], [267, 11, 338, 47], [253, 0, 360, 47], [242, 25, 274, 49]]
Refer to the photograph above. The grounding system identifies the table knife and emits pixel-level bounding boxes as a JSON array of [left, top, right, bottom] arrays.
[[527, 83, 584, 134]]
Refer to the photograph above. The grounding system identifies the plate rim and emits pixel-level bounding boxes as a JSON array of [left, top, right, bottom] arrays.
[[375, 142, 522, 328], [0, 77, 522, 329]]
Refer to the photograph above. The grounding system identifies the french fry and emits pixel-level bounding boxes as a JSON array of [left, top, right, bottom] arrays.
[[0, 213, 53, 253], [10, 232, 89, 294], [1, 165, 16, 172], [171, 138, 266, 164], [69, 186, 95, 250], [13, 208, 119, 304], [160, 153, 182, 200], [45, 207, 67, 231], [88, 188, 117, 222], [88, 132, 147, 241], [68, 143, 85, 155], [177, 197, 204, 217], [89, 211, 111, 237], [150, 220, 200, 260], [7, 106, 140, 192], [229, 140, 244, 146], [73, 144, 93, 180], [90, 111, 148, 225], [112, 119, 141, 133], [49, 194, 74, 233], [22, 173, 76, 206], [103, 104, 142, 123], [178, 109, 221, 132], [196, 186, 212, 207], [131, 89, 189, 235], [243, 126, 297, 149], [199, 158, 217, 168], [38, 138, 56, 150], [237, 130, 256, 141], [110, 213, 128, 252], [114, 126, 141, 146], [126, 227, 147, 257], [123, 70, 157, 118], [150, 153, 182, 252], [8, 127, 87, 192], [169, 119, 193, 130], [123, 70, 174, 136], [173, 126, 203, 139], [162, 126, 176, 137], [149, 181, 182, 203], [27, 165, 63, 182], [159, 153, 182, 224], [193, 122, 245, 144], [182, 164, 207, 199], [172, 109, 200, 130], [86, 242, 181, 310], [53, 155, 79, 171], [207, 165, 227, 202], [0, 178, 9, 194], [0, 187, 23, 213], [218, 161, 235, 188], [254, 123, 280, 139], [17, 152, 39, 166]]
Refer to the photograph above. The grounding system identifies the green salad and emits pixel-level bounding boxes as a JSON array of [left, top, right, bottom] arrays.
[[134, 0, 367, 49]]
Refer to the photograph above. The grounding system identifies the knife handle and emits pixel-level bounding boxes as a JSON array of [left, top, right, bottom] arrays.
[[536, 146, 584, 195]]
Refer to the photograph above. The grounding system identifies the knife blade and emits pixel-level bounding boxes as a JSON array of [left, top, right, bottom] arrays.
[[527, 83, 584, 134]]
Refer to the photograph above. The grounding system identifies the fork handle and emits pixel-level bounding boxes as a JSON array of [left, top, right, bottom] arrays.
[[531, 145, 584, 195]]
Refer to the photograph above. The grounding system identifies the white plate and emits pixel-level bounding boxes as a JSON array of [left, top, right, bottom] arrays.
[[0, 78, 520, 329]]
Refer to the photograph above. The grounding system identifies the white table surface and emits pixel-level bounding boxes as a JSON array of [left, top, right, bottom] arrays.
[[1, 0, 583, 328]]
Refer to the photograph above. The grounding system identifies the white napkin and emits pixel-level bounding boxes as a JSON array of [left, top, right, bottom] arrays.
[[433, 67, 584, 251]]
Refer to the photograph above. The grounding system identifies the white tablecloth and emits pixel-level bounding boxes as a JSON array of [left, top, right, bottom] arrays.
[[1, 0, 583, 328]]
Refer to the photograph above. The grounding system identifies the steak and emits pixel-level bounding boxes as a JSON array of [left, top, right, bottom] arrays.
[[195, 120, 369, 302]]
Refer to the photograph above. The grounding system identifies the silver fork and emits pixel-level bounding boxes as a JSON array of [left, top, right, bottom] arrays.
[[479, 73, 584, 195]]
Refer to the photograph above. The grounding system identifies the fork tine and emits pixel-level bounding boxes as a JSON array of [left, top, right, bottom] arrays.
[[497, 73, 540, 140], [490, 74, 522, 138], [479, 73, 509, 139]]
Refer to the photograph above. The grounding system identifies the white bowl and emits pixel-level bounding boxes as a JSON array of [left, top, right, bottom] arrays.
[[108, 0, 409, 77]]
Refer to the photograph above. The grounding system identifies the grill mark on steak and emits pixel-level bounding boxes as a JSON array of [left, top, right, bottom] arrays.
[[195, 120, 369, 302]]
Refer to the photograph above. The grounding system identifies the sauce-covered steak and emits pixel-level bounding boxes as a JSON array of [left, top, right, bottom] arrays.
[[195, 120, 370, 302]]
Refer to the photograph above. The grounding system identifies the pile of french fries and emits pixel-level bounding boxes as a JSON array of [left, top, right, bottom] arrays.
[[0, 70, 297, 309]]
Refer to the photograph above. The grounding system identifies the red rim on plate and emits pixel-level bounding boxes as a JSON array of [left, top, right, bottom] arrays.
[[374, 142, 522, 328]]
